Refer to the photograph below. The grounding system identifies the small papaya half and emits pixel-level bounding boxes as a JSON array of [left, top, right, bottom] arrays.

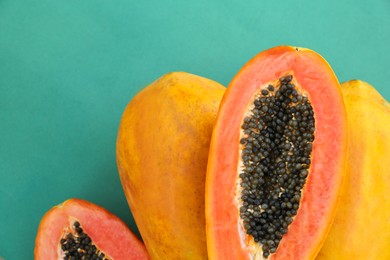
[[34, 198, 149, 260], [317, 80, 390, 259], [206, 46, 348, 259], [116, 72, 225, 259]]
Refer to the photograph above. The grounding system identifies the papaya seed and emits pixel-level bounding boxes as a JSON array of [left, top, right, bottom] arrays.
[[239, 75, 315, 257], [59, 221, 111, 260]]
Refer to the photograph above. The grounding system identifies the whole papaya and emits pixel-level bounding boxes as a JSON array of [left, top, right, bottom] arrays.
[[116, 72, 225, 259], [317, 80, 390, 259]]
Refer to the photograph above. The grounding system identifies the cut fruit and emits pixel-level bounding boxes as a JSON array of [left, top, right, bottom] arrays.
[[116, 72, 225, 259], [317, 80, 390, 259], [34, 198, 149, 260], [206, 46, 348, 259]]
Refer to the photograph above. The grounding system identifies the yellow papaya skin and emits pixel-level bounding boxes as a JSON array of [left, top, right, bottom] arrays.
[[317, 80, 390, 259], [116, 72, 225, 259]]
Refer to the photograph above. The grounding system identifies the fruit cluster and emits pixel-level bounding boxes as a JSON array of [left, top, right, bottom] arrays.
[[35, 46, 390, 260]]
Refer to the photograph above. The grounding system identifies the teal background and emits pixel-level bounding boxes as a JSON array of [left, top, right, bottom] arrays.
[[0, 0, 389, 259]]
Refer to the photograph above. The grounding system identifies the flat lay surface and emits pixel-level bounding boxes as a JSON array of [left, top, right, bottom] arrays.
[[0, 0, 389, 259]]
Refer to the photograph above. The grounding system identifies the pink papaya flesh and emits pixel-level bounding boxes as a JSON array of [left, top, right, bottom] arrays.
[[34, 198, 149, 260]]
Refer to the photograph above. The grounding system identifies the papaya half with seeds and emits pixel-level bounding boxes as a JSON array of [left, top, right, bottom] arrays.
[[317, 80, 390, 260], [116, 72, 225, 259], [34, 198, 149, 260], [206, 46, 348, 259]]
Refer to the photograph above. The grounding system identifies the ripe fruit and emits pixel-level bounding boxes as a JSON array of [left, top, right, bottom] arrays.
[[317, 80, 390, 259], [116, 72, 225, 259], [206, 46, 347, 259], [34, 198, 149, 260]]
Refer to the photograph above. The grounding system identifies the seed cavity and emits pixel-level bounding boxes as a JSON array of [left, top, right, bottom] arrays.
[[238, 75, 315, 258], [60, 221, 111, 260]]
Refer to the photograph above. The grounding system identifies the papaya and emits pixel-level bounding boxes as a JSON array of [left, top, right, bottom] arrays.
[[34, 198, 149, 260], [317, 80, 390, 259], [206, 46, 348, 259], [116, 72, 225, 259]]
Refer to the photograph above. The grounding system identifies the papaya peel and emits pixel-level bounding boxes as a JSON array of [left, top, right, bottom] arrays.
[[317, 80, 390, 259], [116, 72, 225, 259]]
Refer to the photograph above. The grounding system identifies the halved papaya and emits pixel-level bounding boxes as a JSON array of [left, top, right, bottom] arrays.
[[317, 80, 390, 259], [34, 198, 149, 260], [206, 46, 348, 259]]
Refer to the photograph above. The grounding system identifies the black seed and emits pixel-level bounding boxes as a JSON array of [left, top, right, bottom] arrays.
[[300, 169, 308, 178], [261, 89, 269, 96], [60, 222, 111, 260], [239, 75, 314, 254], [267, 240, 275, 246], [268, 227, 275, 233], [285, 75, 293, 82], [284, 143, 291, 150]]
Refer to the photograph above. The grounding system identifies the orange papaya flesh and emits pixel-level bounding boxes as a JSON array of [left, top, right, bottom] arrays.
[[34, 198, 149, 260], [317, 80, 390, 259], [116, 72, 225, 259], [206, 46, 347, 259]]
